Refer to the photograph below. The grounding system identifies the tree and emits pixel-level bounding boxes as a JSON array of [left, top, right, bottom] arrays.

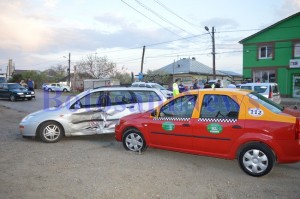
[[144, 69, 172, 85], [110, 71, 132, 85], [76, 54, 117, 79]]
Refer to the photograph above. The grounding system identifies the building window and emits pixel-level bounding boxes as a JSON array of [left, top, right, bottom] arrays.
[[253, 70, 276, 83], [294, 42, 300, 58], [259, 45, 273, 59]]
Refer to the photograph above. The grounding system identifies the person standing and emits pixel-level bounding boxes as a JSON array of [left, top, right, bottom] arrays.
[[173, 78, 180, 96], [27, 78, 34, 92], [215, 80, 221, 88], [193, 79, 199, 89]]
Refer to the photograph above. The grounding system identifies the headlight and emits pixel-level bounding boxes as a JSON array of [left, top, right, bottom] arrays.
[[116, 119, 120, 126], [17, 93, 23, 95], [31, 92, 35, 94]]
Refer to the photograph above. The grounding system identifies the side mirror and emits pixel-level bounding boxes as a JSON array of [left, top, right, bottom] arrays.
[[151, 109, 157, 117]]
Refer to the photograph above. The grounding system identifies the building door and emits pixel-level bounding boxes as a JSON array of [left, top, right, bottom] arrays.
[[293, 75, 300, 98]]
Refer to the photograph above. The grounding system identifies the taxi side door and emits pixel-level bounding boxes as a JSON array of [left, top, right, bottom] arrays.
[[147, 94, 198, 152], [192, 94, 244, 157]]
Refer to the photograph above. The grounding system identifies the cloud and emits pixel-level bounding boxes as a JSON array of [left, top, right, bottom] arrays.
[[278, 0, 300, 18], [0, 1, 55, 53], [201, 18, 239, 29]]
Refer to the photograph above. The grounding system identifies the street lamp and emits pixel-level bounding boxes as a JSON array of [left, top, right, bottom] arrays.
[[205, 26, 216, 79]]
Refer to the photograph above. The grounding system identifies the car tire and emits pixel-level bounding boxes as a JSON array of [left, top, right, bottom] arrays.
[[238, 143, 275, 177], [63, 88, 67, 92], [48, 88, 52, 92], [122, 129, 147, 152], [39, 121, 63, 143], [9, 95, 16, 102]]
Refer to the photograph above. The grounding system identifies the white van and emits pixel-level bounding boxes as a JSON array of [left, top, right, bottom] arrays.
[[132, 82, 173, 99], [240, 83, 281, 104]]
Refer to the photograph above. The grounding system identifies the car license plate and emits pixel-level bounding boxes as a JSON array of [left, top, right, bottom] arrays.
[[25, 95, 31, 97]]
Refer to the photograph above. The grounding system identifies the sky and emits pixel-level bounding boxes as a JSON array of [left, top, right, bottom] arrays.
[[0, 0, 299, 75]]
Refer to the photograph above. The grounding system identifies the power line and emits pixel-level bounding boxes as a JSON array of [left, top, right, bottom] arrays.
[[134, 0, 194, 35], [153, 0, 203, 30], [121, 0, 184, 39]]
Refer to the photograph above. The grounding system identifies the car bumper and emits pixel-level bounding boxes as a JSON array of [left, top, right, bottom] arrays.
[[114, 124, 123, 142], [273, 140, 300, 163], [19, 121, 39, 136]]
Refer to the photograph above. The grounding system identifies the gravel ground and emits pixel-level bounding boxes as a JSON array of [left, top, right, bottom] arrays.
[[0, 105, 299, 199]]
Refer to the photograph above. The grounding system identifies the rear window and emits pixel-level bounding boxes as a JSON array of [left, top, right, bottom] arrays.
[[248, 92, 283, 113], [133, 90, 161, 102], [272, 85, 279, 93], [254, 86, 268, 93], [241, 86, 252, 91]]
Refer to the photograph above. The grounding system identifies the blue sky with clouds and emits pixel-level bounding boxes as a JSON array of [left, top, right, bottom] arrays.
[[0, 0, 299, 74]]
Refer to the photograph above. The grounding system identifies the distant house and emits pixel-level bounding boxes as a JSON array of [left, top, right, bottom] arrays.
[[239, 12, 300, 97], [155, 57, 242, 87]]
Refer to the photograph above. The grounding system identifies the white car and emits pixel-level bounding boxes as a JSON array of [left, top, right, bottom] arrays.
[[45, 83, 70, 92], [132, 82, 173, 99], [19, 87, 167, 143], [240, 83, 281, 104]]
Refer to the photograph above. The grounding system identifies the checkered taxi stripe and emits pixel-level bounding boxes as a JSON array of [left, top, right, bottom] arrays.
[[153, 117, 190, 121], [198, 118, 237, 123]]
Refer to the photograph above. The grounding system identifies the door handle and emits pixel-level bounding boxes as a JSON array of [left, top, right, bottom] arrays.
[[232, 125, 242, 129], [126, 106, 134, 109], [182, 123, 190, 127]]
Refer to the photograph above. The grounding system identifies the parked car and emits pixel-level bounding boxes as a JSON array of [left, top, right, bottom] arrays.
[[45, 83, 70, 92], [115, 88, 300, 177], [240, 83, 281, 104], [0, 83, 35, 101], [19, 87, 168, 143], [132, 82, 173, 99], [42, 83, 49, 90]]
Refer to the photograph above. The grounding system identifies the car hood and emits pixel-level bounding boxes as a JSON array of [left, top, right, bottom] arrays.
[[11, 88, 30, 93]]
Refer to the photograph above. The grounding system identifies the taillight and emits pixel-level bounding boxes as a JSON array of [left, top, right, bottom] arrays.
[[296, 118, 300, 139], [269, 86, 273, 99]]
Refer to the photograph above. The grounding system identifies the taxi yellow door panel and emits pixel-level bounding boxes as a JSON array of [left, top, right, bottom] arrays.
[[148, 95, 198, 151], [193, 94, 244, 156]]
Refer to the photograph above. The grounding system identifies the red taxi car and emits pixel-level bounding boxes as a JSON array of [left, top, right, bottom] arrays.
[[115, 89, 300, 177]]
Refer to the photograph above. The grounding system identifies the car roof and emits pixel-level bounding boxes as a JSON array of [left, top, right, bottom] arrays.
[[132, 82, 158, 85], [241, 83, 278, 86], [181, 88, 252, 95], [92, 86, 165, 92]]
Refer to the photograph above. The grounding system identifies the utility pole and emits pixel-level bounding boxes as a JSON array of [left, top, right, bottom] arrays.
[[205, 26, 216, 79], [68, 52, 71, 87], [140, 46, 146, 74]]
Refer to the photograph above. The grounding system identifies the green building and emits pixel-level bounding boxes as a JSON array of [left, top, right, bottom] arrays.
[[239, 12, 300, 97]]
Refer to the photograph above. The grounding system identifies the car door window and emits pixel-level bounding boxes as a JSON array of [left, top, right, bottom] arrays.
[[73, 91, 106, 109], [200, 94, 240, 119], [107, 90, 135, 106], [133, 90, 162, 102], [159, 95, 197, 118]]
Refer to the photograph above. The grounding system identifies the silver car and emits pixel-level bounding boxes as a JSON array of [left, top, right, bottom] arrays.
[[19, 87, 167, 143]]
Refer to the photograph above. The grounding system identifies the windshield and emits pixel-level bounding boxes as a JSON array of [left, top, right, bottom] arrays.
[[8, 84, 24, 89], [59, 89, 91, 108], [151, 84, 166, 90], [248, 92, 283, 113]]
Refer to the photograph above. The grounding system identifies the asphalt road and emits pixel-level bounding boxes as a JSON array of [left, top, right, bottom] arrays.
[[0, 90, 299, 199]]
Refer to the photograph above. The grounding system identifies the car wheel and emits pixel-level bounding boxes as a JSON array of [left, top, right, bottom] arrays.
[[123, 129, 147, 152], [63, 88, 67, 92], [48, 88, 52, 92], [39, 121, 63, 143], [238, 143, 275, 177], [10, 95, 16, 102]]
